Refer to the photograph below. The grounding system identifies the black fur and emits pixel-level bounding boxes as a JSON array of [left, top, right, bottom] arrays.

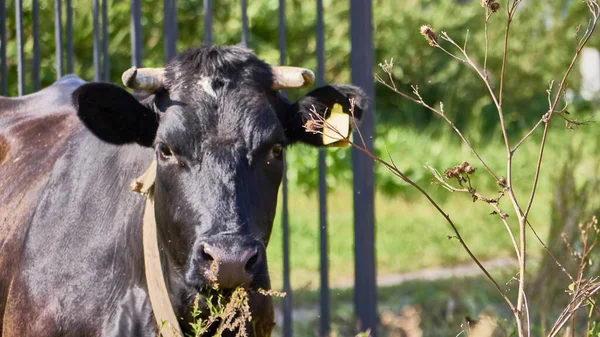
[[73, 83, 158, 146], [1, 45, 367, 337]]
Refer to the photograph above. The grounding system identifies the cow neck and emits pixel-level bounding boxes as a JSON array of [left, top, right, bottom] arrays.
[[131, 160, 184, 337]]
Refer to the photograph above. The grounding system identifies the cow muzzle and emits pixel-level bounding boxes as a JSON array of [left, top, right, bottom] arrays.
[[201, 243, 261, 289]]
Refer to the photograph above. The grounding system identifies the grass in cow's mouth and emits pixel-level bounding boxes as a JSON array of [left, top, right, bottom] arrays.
[[187, 287, 251, 337], [185, 286, 286, 337]]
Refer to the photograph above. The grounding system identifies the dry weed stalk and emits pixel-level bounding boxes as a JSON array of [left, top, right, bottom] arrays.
[[306, 1, 600, 336], [188, 288, 252, 337], [380, 306, 423, 337], [549, 216, 600, 337], [186, 285, 286, 337]]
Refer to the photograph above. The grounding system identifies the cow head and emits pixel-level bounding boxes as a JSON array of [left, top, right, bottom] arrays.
[[72, 45, 367, 332]]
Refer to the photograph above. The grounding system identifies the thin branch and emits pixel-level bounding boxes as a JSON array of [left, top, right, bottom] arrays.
[[440, 33, 511, 156], [426, 164, 520, 261], [499, 0, 525, 105], [548, 281, 600, 337], [304, 109, 519, 320], [523, 1, 600, 224], [522, 287, 531, 337], [438, 37, 527, 294], [498, 11, 513, 106], [375, 75, 500, 182], [526, 220, 575, 284], [511, 118, 544, 153], [483, 9, 491, 79], [491, 203, 521, 261]]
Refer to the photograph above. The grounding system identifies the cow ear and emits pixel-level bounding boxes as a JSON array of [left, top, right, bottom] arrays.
[[282, 85, 368, 147], [72, 83, 158, 147]]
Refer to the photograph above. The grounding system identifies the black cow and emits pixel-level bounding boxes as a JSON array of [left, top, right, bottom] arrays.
[[0, 45, 366, 337]]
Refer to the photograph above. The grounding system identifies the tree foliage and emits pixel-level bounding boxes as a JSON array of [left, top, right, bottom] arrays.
[[1, 0, 597, 193]]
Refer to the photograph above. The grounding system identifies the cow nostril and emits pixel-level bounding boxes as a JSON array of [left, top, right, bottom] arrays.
[[201, 245, 215, 262], [245, 248, 259, 273]]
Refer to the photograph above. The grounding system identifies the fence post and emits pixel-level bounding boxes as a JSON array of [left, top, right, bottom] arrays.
[[203, 0, 212, 45], [130, 0, 142, 67], [102, 0, 109, 81], [350, 0, 377, 335], [66, 0, 73, 73], [32, 0, 40, 90], [55, 0, 63, 79], [164, 0, 177, 62], [0, 0, 6, 95], [316, 0, 330, 336], [278, 1, 293, 336], [241, 0, 248, 47], [16, 0, 24, 96], [93, 0, 100, 81]]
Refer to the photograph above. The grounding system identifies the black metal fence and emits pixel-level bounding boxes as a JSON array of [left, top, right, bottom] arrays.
[[0, 1, 377, 335]]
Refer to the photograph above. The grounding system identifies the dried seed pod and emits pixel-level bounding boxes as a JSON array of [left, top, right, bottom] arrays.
[[490, 2, 500, 13], [420, 25, 438, 47], [444, 168, 459, 179]]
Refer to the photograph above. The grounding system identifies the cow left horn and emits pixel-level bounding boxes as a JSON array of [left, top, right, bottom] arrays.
[[121, 67, 166, 91], [271, 66, 315, 90]]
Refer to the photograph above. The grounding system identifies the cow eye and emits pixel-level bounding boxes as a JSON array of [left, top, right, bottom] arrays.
[[157, 143, 173, 160], [271, 143, 284, 159]]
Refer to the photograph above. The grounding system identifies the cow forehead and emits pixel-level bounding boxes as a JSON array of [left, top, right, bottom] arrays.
[[164, 45, 274, 93], [155, 45, 286, 150], [156, 90, 283, 154]]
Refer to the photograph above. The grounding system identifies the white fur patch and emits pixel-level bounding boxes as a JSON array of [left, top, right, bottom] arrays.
[[197, 76, 217, 98]]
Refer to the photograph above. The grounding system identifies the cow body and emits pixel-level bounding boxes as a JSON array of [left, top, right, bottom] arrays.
[[0, 45, 366, 337], [1, 76, 157, 336]]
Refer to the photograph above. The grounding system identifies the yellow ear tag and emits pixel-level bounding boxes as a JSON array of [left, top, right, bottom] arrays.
[[322, 103, 351, 147]]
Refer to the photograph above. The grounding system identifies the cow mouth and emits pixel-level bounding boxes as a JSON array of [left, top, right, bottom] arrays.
[[189, 285, 261, 337], [188, 284, 278, 337]]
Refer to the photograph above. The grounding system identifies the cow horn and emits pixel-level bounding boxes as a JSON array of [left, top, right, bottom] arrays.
[[271, 66, 315, 90], [121, 67, 166, 91]]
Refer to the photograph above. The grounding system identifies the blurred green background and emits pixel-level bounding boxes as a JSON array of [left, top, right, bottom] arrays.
[[2, 0, 600, 335]]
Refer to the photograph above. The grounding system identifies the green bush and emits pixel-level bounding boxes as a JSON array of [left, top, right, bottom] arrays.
[[2, 0, 598, 194]]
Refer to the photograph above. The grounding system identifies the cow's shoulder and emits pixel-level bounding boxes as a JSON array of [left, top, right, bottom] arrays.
[[0, 75, 86, 206], [1, 94, 156, 336], [0, 75, 86, 118], [0, 75, 89, 335]]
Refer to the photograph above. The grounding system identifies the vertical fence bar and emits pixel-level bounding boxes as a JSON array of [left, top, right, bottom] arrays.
[[163, 0, 177, 62], [241, 0, 248, 47], [163, 0, 170, 61], [130, 0, 142, 67], [171, 0, 177, 59], [203, 0, 212, 45], [316, 0, 330, 336], [93, 0, 100, 81], [102, 0, 109, 81], [66, 0, 73, 73], [55, 0, 63, 78], [0, 0, 6, 95], [350, 0, 377, 335], [32, 0, 40, 90], [279, 1, 292, 336], [16, 0, 24, 96]]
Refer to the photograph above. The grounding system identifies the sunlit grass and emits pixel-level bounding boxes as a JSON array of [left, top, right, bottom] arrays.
[[267, 124, 600, 290], [271, 269, 519, 337]]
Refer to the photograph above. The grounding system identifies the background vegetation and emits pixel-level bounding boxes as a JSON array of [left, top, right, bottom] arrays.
[[2, 0, 600, 335], [3, 0, 599, 190]]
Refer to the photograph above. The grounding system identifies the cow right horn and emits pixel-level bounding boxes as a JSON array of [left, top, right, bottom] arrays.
[[121, 67, 166, 91], [271, 66, 315, 90]]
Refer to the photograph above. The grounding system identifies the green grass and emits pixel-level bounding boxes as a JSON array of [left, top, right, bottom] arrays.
[[268, 268, 599, 337], [270, 270, 520, 337], [266, 122, 600, 290]]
